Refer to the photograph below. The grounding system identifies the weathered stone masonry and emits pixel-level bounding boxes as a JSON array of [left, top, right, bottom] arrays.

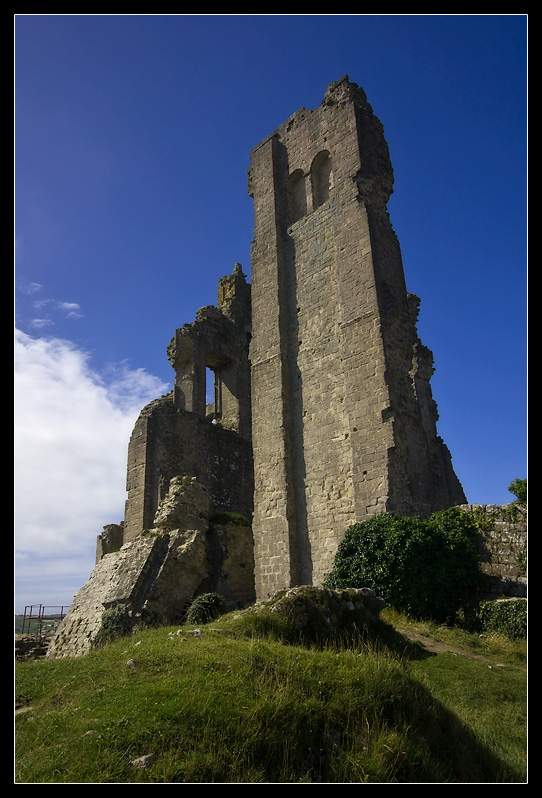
[[249, 76, 465, 599]]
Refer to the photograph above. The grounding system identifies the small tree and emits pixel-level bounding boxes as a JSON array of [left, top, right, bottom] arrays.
[[323, 508, 486, 623], [508, 478, 527, 507]]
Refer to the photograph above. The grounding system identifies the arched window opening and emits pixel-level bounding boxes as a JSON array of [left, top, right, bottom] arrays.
[[287, 169, 307, 225], [311, 150, 332, 210]]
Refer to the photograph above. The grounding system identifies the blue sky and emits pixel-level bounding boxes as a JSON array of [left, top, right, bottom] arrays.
[[14, 14, 527, 613]]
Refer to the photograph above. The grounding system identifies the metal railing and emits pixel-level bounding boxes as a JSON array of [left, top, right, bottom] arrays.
[[20, 604, 69, 638]]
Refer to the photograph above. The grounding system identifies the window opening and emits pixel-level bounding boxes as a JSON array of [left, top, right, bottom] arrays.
[[206, 367, 220, 423], [311, 150, 332, 209], [287, 169, 307, 225]]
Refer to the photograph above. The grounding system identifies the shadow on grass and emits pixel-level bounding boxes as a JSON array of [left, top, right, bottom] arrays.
[[371, 665, 526, 783], [368, 618, 436, 660], [235, 609, 433, 661], [231, 613, 525, 782]]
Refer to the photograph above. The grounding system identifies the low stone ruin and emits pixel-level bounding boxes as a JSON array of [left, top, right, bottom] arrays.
[[240, 584, 387, 642], [46, 476, 255, 659]]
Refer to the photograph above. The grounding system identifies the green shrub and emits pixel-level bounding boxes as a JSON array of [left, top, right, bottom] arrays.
[[477, 598, 527, 640], [210, 511, 250, 526], [323, 509, 487, 624], [93, 602, 132, 647], [508, 478, 527, 506], [186, 592, 226, 624]]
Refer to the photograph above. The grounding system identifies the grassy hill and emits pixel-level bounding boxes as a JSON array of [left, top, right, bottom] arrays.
[[15, 605, 526, 783]]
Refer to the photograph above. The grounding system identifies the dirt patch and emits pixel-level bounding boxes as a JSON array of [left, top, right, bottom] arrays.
[[397, 628, 526, 671]]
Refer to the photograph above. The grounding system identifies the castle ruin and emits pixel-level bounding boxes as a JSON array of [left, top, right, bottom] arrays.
[[47, 76, 467, 658]]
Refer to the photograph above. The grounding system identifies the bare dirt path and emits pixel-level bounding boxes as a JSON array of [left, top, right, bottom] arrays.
[[397, 628, 526, 671]]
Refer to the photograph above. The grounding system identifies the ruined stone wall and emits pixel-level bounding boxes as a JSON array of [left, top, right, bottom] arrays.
[[49, 265, 257, 658], [48, 478, 255, 659], [123, 264, 253, 543], [249, 76, 465, 600], [462, 503, 527, 597], [123, 394, 253, 542]]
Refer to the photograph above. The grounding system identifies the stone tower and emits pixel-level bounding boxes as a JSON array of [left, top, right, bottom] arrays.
[[248, 76, 466, 599]]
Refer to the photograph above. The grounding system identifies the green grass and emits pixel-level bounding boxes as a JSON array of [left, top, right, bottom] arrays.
[[15, 615, 64, 636], [15, 608, 527, 783]]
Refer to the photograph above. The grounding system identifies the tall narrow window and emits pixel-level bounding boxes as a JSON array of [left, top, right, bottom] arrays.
[[287, 169, 307, 225], [205, 367, 214, 406], [205, 366, 223, 423], [311, 150, 332, 209]]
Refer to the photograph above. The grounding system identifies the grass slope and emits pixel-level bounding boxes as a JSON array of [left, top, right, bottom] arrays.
[[15, 608, 527, 784]]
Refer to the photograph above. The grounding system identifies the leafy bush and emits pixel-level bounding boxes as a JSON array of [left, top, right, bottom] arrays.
[[323, 509, 487, 623], [508, 478, 527, 506], [477, 598, 527, 640], [93, 602, 132, 647], [186, 592, 226, 624], [210, 511, 250, 526]]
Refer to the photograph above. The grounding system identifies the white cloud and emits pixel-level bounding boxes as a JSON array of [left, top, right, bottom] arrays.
[[19, 281, 43, 295], [14, 329, 169, 611], [56, 301, 83, 319], [29, 318, 55, 330], [28, 297, 84, 325]]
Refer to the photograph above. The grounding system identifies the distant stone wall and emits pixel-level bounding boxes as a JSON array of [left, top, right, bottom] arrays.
[[461, 503, 527, 597]]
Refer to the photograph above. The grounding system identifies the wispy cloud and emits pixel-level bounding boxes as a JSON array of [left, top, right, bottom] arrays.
[[18, 279, 43, 296], [15, 280, 85, 330], [14, 329, 169, 612], [57, 301, 83, 319], [29, 297, 84, 324], [29, 318, 55, 330]]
